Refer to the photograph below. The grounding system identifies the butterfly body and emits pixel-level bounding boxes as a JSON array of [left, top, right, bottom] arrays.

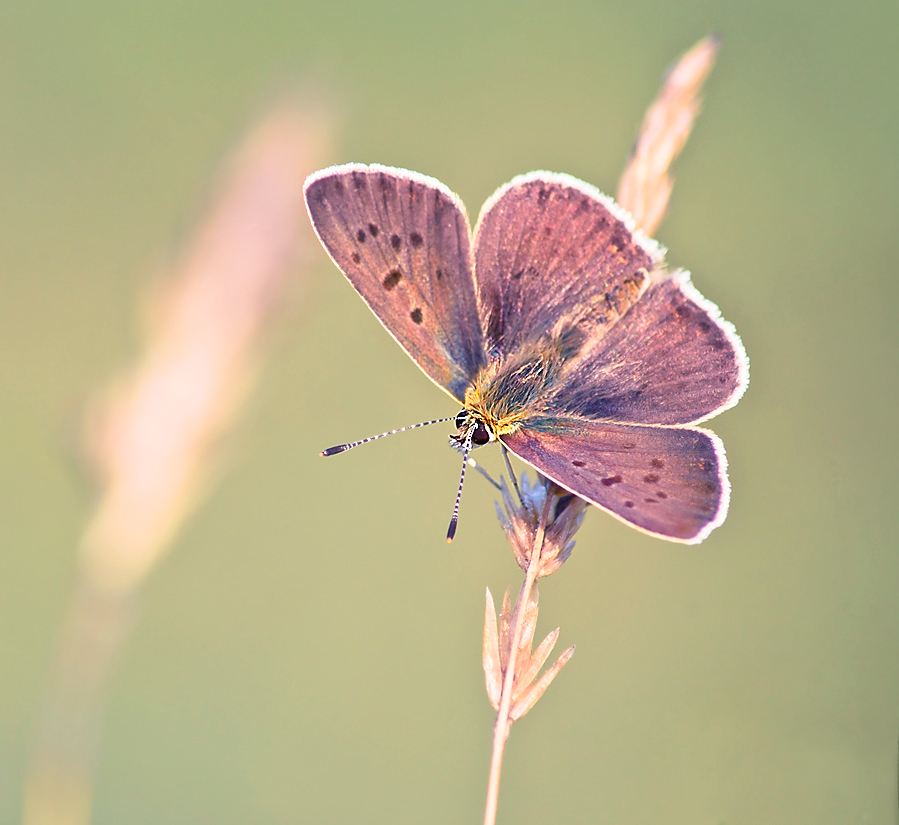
[[305, 164, 748, 544]]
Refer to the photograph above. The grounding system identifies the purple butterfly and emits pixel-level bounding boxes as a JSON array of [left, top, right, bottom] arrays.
[[304, 164, 748, 544]]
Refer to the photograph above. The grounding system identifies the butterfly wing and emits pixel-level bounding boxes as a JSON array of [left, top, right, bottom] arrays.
[[472, 172, 664, 358], [546, 271, 749, 425], [305, 164, 485, 401], [502, 420, 729, 544]]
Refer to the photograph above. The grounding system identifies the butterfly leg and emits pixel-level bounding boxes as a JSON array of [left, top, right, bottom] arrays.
[[501, 444, 523, 507]]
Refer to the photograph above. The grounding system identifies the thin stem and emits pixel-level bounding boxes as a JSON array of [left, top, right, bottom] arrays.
[[483, 490, 553, 825]]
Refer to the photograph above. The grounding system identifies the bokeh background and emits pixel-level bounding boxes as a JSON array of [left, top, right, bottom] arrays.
[[2, 1, 898, 823]]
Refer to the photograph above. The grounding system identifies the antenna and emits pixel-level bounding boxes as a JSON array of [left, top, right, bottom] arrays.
[[446, 425, 475, 543], [320, 417, 456, 456], [323, 414, 497, 543]]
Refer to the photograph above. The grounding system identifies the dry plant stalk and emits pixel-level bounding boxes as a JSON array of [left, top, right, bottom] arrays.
[[482, 476, 583, 825], [23, 102, 331, 825], [617, 34, 720, 237], [482, 36, 720, 825], [81, 103, 330, 596]]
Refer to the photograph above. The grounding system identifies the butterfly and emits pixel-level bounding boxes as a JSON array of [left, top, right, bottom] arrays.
[[304, 164, 748, 544]]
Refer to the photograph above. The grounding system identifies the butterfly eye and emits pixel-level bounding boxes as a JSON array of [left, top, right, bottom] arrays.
[[472, 423, 491, 445]]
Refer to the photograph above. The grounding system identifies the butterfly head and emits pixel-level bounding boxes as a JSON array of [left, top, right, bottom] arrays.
[[449, 409, 496, 453]]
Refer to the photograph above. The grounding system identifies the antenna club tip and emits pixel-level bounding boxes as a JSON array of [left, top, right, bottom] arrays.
[[446, 535, 454, 544]]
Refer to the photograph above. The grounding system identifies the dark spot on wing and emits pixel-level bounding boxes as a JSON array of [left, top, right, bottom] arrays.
[[644, 473, 660, 484], [698, 321, 711, 333], [651, 458, 664, 469], [356, 229, 366, 243], [383, 270, 402, 290], [656, 491, 668, 499], [390, 234, 402, 250], [410, 232, 423, 248], [350, 173, 365, 190], [572, 460, 587, 468], [410, 308, 423, 324], [610, 227, 630, 251], [334, 179, 344, 192], [601, 475, 623, 486], [622, 442, 636, 450], [435, 268, 443, 280], [512, 270, 524, 281], [644, 498, 658, 504], [368, 223, 380, 238], [351, 253, 361, 264], [537, 187, 550, 206], [544, 226, 552, 236], [702, 481, 717, 493], [624, 500, 635, 508]]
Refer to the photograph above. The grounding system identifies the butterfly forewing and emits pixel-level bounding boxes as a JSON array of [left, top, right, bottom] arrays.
[[546, 272, 749, 425], [502, 421, 728, 543], [305, 164, 485, 400], [472, 173, 663, 358]]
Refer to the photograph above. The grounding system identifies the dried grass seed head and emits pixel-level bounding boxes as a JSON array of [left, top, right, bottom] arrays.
[[495, 472, 587, 576]]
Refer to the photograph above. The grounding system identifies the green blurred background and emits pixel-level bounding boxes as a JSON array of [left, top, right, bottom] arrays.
[[2, 1, 898, 822]]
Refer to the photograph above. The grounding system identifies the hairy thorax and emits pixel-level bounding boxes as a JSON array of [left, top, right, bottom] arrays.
[[462, 341, 565, 438]]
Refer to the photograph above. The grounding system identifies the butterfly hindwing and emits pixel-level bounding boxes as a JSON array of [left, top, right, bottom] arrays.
[[502, 420, 729, 543], [546, 271, 749, 425], [472, 172, 663, 358], [305, 164, 485, 400]]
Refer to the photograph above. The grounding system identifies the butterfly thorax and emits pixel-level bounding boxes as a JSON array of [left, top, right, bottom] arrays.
[[458, 341, 565, 441]]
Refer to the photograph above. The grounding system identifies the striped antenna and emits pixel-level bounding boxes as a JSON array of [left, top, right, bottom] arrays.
[[446, 426, 475, 543], [320, 417, 456, 457]]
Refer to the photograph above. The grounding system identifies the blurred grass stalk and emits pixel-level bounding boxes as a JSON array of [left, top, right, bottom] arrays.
[[617, 34, 720, 237], [23, 101, 331, 825], [482, 36, 720, 825]]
